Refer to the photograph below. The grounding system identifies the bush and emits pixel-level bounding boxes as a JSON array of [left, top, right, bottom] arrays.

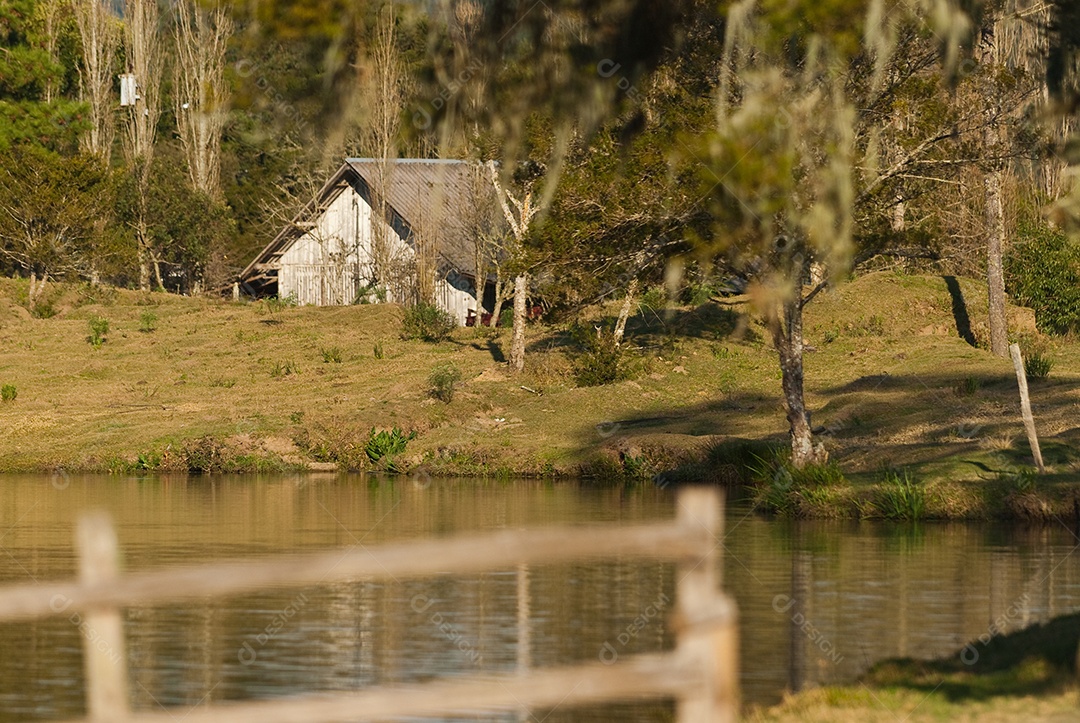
[[570, 323, 631, 387], [365, 426, 417, 466], [1005, 223, 1080, 335], [87, 315, 109, 348], [402, 302, 456, 342], [1, 384, 16, 402], [321, 346, 342, 363], [139, 310, 158, 333], [429, 362, 462, 403], [1025, 350, 1053, 380]]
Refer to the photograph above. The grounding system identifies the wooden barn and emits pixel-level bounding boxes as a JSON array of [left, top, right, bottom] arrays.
[[239, 158, 495, 325]]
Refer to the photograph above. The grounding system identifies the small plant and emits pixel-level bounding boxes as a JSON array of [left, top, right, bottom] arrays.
[[365, 426, 417, 465], [270, 360, 299, 378], [876, 468, 925, 520], [429, 362, 462, 403], [373, 342, 385, 359], [998, 465, 1037, 493], [321, 346, 343, 363], [208, 377, 236, 388], [87, 315, 109, 348], [1, 385, 16, 402], [401, 302, 456, 342], [1024, 350, 1053, 380], [265, 293, 298, 314], [823, 328, 839, 344], [289, 410, 305, 424], [139, 310, 158, 333]]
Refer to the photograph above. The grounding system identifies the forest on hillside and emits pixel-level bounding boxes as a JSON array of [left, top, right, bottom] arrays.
[[5, 0, 1080, 465]]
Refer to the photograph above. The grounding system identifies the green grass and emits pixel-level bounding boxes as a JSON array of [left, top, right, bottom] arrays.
[[750, 612, 1080, 722], [1, 271, 1080, 509]]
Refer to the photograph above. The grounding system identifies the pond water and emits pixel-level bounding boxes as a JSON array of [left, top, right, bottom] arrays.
[[0, 475, 1078, 721]]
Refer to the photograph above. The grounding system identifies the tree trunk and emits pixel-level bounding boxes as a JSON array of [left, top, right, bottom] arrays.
[[509, 273, 528, 372], [771, 295, 817, 468], [985, 169, 1008, 358], [137, 245, 151, 292], [613, 278, 639, 346], [491, 272, 508, 327]]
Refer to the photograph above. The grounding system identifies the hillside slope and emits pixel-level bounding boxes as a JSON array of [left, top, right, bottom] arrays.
[[1, 273, 1077, 515]]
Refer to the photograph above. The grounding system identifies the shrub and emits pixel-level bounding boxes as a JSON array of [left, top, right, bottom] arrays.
[[139, 310, 158, 333], [1024, 350, 1053, 380], [1, 384, 16, 402], [321, 346, 342, 363], [1005, 223, 1080, 335], [182, 436, 226, 474], [570, 323, 631, 387], [365, 426, 417, 465], [875, 468, 925, 520], [87, 315, 109, 348], [402, 302, 456, 342], [429, 362, 462, 403]]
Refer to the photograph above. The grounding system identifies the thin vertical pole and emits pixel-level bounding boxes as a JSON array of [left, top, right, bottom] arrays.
[[77, 512, 131, 721], [1009, 343, 1046, 473], [516, 562, 530, 723], [675, 486, 738, 723]]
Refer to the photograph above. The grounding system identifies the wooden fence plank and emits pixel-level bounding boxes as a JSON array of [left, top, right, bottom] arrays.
[[51, 652, 699, 723], [0, 522, 704, 623]]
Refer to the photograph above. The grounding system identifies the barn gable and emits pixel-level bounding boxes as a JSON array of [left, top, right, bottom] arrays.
[[240, 159, 493, 324]]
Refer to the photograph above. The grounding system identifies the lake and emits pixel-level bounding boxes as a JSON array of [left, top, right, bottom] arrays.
[[0, 474, 1077, 721]]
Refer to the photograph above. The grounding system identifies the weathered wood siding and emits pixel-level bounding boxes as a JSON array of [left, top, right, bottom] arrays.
[[276, 184, 477, 324]]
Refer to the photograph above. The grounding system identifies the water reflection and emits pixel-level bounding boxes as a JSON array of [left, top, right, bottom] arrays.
[[0, 475, 1077, 721]]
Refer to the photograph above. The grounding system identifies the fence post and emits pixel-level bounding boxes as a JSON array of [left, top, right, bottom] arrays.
[[77, 512, 131, 721], [675, 486, 738, 723], [1009, 342, 1046, 473]]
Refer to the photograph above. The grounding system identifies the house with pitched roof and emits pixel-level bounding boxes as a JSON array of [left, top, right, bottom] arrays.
[[239, 158, 497, 325]]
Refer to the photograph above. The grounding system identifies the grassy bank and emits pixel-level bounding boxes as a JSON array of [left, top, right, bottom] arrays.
[[750, 612, 1080, 722], [1, 272, 1079, 518]]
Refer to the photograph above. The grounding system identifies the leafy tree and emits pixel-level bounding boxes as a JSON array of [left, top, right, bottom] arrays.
[[0, 0, 87, 152], [0, 146, 112, 282], [115, 150, 234, 293]]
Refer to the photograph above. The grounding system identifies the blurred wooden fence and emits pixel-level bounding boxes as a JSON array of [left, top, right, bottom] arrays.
[[0, 486, 737, 722]]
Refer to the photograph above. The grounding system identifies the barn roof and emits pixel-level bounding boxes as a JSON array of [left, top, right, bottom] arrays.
[[240, 158, 494, 285]]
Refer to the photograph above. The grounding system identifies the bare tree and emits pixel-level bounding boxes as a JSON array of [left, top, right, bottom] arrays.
[[488, 161, 541, 373], [356, 5, 409, 290], [173, 0, 232, 198], [72, 0, 118, 163], [123, 0, 164, 290], [35, 0, 66, 103]]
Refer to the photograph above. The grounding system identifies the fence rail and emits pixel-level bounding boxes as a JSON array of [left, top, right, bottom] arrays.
[[4, 486, 738, 722]]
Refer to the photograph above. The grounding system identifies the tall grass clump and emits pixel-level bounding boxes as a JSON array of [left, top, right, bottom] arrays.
[[1024, 350, 1053, 380], [1, 384, 16, 402], [401, 302, 456, 342], [875, 468, 926, 520], [749, 447, 845, 516]]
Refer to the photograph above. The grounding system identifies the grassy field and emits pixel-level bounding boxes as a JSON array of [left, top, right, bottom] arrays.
[[1, 271, 1079, 518], [749, 612, 1080, 722]]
